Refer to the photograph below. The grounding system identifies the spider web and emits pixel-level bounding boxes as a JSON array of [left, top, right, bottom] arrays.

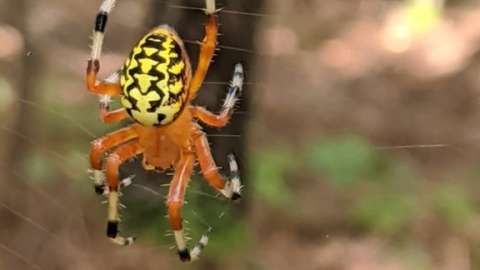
[[2, 1, 479, 269]]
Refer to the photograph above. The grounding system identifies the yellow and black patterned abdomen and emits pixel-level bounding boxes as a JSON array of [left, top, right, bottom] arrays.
[[120, 27, 191, 126]]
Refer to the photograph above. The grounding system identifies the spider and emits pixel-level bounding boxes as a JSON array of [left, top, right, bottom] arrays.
[[85, 0, 243, 262]]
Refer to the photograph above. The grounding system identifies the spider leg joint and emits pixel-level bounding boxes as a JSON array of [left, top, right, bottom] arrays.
[[99, 95, 112, 108], [89, 169, 109, 195]]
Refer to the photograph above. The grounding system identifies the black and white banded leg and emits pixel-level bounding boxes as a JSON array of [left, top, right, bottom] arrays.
[[89, 169, 134, 196], [174, 231, 209, 262], [91, 0, 116, 63], [86, 0, 123, 98], [89, 169, 108, 195], [107, 190, 135, 246], [220, 154, 242, 201], [190, 63, 244, 127], [223, 63, 244, 115]]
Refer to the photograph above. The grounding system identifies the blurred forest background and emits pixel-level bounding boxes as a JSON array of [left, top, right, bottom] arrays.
[[1, 0, 480, 269]]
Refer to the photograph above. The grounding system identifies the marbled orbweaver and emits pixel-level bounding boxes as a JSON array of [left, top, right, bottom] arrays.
[[85, 0, 243, 262]]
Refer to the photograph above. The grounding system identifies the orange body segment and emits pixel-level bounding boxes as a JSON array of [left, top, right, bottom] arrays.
[[137, 110, 194, 170]]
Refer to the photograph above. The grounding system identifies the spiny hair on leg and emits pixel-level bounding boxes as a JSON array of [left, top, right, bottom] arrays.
[[102, 70, 120, 84], [99, 0, 117, 13], [106, 191, 136, 245], [222, 63, 244, 112]]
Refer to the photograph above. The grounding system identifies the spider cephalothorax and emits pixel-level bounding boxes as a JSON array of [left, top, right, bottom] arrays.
[[85, 0, 243, 262]]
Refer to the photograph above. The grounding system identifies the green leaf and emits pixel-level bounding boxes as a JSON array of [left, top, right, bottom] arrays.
[[307, 135, 384, 186], [351, 193, 416, 234], [251, 146, 295, 207], [433, 185, 475, 228]]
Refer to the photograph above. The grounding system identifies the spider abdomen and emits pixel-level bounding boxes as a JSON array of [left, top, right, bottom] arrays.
[[120, 27, 191, 127]]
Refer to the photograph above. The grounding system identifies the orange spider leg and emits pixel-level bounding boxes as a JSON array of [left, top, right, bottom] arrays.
[[190, 63, 244, 127], [167, 153, 208, 261], [188, 14, 218, 101], [86, 63, 125, 122], [90, 124, 140, 170], [190, 106, 231, 127], [87, 1, 125, 122], [105, 141, 143, 191], [89, 124, 140, 194], [86, 61, 123, 96], [193, 128, 242, 200], [105, 140, 144, 246], [167, 153, 194, 231], [168, 154, 194, 260], [100, 107, 129, 124]]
